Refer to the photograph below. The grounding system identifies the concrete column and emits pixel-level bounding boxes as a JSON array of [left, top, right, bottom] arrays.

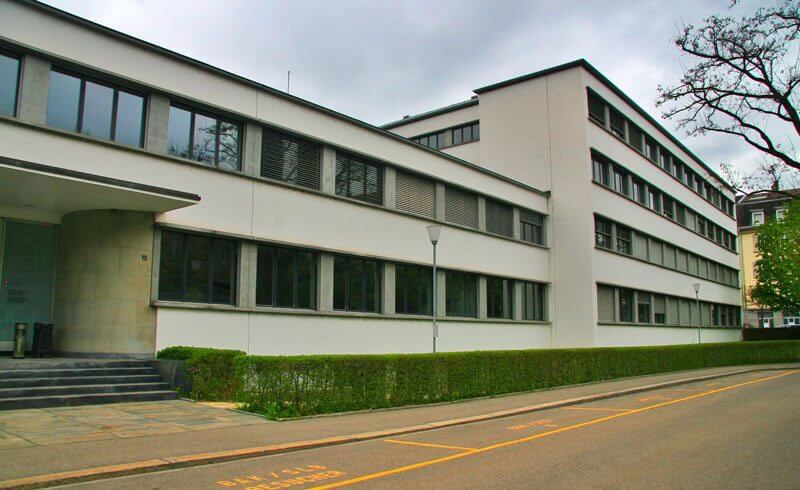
[[436, 270, 446, 318], [17, 55, 50, 124], [513, 281, 524, 321], [478, 197, 487, 232], [382, 262, 395, 315], [321, 147, 336, 194], [318, 253, 335, 311], [237, 242, 257, 308], [512, 208, 521, 239], [144, 93, 170, 153], [150, 228, 162, 303], [242, 123, 262, 176], [383, 166, 396, 208], [477, 276, 488, 319], [435, 183, 446, 220]]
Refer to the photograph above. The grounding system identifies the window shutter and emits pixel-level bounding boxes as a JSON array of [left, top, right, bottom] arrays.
[[633, 233, 648, 260], [663, 244, 676, 269], [486, 199, 513, 237], [396, 170, 436, 218], [597, 285, 615, 322], [444, 186, 479, 229], [654, 295, 666, 316], [667, 297, 679, 324], [679, 299, 691, 325], [261, 128, 321, 189], [648, 239, 663, 264]]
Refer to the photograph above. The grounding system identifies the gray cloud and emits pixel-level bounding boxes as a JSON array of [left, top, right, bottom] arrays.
[[43, 0, 776, 177]]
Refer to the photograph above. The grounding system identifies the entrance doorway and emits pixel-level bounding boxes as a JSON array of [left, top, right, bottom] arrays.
[[0, 220, 58, 350]]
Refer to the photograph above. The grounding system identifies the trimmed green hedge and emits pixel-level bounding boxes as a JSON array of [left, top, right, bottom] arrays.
[[157, 341, 800, 419]]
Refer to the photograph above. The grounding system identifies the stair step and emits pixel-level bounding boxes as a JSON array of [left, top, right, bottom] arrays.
[[0, 367, 156, 379], [0, 391, 179, 410], [0, 359, 153, 370], [0, 383, 171, 398], [0, 375, 163, 389]]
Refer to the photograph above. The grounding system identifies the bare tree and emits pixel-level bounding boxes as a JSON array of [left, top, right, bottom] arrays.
[[657, 0, 800, 172], [720, 157, 800, 195]]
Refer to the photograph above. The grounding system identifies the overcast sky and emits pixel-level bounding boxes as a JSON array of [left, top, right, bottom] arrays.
[[43, 0, 778, 179]]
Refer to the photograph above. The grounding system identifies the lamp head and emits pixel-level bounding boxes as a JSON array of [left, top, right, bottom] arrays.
[[427, 224, 442, 245], [693, 283, 701, 294]]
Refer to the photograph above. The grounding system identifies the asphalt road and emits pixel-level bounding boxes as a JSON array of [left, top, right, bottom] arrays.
[[62, 369, 800, 489]]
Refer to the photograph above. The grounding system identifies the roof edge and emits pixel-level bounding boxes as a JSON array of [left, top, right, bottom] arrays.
[[382, 98, 479, 129], [16, 0, 548, 197], [473, 58, 734, 192]]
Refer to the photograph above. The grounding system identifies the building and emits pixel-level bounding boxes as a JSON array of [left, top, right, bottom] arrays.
[[736, 189, 799, 328], [0, 0, 742, 358]]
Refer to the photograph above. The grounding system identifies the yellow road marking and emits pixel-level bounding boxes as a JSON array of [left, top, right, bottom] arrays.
[[310, 370, 797, 489], [667, 388, 708, 392], [384, 439, 477, 452], [562, 406, 635, 412]]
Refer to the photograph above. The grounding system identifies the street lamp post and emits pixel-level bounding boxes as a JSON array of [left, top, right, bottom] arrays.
[[427, 225, 442, 354], [693, 283, 701, 344]]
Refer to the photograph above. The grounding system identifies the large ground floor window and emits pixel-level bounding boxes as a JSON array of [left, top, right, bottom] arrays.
[[256, 244, 316, 309], [158, 230, 237, 304], [446, 271, 477, 318], [334, 256, 380, 313], [395, 264, 432, 315], [522, 282, 547, 321], [486, 276, 513, 319]]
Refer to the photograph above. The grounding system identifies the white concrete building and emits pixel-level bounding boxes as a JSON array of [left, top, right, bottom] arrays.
[[0, 0, 741, 358]]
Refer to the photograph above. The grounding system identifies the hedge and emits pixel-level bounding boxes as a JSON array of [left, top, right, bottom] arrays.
[[157, 341, 800, 419]]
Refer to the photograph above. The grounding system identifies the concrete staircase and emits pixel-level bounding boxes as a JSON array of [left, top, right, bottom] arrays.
[[0, 359, 178, 410]]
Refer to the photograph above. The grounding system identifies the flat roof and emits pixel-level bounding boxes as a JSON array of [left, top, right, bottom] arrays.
[[14, 0, 547, 197], [382, 98, 479, 130]]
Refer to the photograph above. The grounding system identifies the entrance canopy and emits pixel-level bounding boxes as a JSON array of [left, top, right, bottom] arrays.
[[0, 156, 200, 221]]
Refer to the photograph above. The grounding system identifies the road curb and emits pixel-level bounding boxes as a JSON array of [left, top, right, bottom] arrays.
[[1, 365, 795, 489]]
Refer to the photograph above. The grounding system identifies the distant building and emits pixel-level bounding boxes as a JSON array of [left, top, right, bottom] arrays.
[[0, 0, 742, 358], [736, 188, 800, 328]]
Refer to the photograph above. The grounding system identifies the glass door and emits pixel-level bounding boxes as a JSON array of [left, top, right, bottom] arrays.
[[0, 220, 58, 349]]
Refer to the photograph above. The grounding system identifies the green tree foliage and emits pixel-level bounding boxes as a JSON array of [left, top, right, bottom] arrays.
[[751, 199, 800, 311]]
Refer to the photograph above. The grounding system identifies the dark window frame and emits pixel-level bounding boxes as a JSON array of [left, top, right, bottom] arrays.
[[335, 151, 384, 205], [486, 276, 514, 320], [158, 229, 238, 305], [0, 48, 22, 117], [523, 281, 547, 321], [167, 102, 243, 170], [395, 263, 433, 316], [445, 270, 478, 318], [520, 211, 545, 246], [47, 66, 147, 147], [333, 255, 381, 313], [255, 243, 317, 309]]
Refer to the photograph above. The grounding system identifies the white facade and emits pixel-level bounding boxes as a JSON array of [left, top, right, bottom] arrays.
[[0, 0, 741, 357]]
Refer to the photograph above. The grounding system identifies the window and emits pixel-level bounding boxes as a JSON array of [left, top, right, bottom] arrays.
[[395, 264, 432, 315], [588, 91, 606, 124], [0, 51, 21, 116], [486, 199, 513, 237], [597, 285, 615, 322], [637, 291, 651, 323], [335, 152, 384, 205], [451, 122, 480, 145], [261, 128, 321, 189], [616, 225, 632, 255], [676, 204, 687, 225], [256, 244, 316, 309], [751, 210, 765, 226], [158, 230, 237, 304], [618, 288, 634, 322], [592, 155, 610, 185], [659, 149, 672, 173], [444, 186, 479, 229], [775, 208, 787, 221], [628, 124, 644, 152], [486, 276, 514, 319], [46, 69, 145, 146], [595, 217, 612, 249], [632, 178, 646, 205], [648, 188, 661, 213], [520, 210, 545, 245], [334, 256, 380, 313], [648, 238, 663, 265], [696, 217, 706, 236], [445, 271, 477, 318], [645, 138, 657, 161], [396, 171, 436, 218], [523, 282, 546, 321], [167, 105, 240, 169], [612, 167, 629, 196], [413, 131, 446, 149], [653, 295, 667, 324], [609, 109, 625, 139], [662, 196, 675, 220]]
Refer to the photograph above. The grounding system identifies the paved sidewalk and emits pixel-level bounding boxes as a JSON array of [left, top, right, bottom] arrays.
[[0, 363, 796, 482]]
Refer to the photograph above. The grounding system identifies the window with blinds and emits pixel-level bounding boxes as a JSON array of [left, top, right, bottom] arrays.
[[653, 295, 666, 324], [667, 297, 680, 325], [486, 199, 513, 237], [444, 186, 479, 229], [261, 128, 321, 189], [633, 233, 648, 260], [335, 152, 383, 205], [520, 210, 545, 245], [396, 171, 436, 218], [597, 285, 615, 322]]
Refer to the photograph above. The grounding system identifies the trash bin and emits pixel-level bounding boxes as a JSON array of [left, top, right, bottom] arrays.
[[12, 323, 27, 359], [33, 322, 54, 358]]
